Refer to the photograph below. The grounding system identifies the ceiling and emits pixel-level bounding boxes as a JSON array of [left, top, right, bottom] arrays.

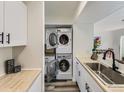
[[45, 1, 80, 24], [76, 1, 124, 23], [45, 1, 124, 24]]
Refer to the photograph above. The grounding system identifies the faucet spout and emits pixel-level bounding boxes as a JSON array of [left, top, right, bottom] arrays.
[[103, 49, 118, 71]]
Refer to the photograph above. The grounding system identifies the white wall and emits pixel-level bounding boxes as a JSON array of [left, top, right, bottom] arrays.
[[73, 23, 94, 57], [94, 28, 124, 59], [73, 22, 93, 81], [0, 48, 12, 75], [45, 17, 73, 25], [12, 1, 44, 69]]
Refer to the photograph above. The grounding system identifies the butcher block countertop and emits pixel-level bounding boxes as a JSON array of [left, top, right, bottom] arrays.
[[0, 70, 41, 92], [76, 55, 124, 92]]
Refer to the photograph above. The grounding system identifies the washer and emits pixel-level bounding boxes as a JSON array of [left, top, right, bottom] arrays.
[[45, 28, 58, 49], [56, 54, 72, 80], [56, 28, 72, 53]]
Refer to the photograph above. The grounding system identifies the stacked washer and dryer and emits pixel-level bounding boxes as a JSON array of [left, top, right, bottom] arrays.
[[45, 26, 73, 81], [56, 28, 72, 80]]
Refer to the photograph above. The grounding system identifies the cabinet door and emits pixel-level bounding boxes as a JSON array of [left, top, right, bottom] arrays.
[[4, 2, 27, 47], [28, 73, 41, 92], [79, 62, 87, 92], [0, 2, 4, 47], [75, 59, 86, 92], [76, 62, 82, 90], [75, 59, 79, 81], [85, 70, 103, 92]]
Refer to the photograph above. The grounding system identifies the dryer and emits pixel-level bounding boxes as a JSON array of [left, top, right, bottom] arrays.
[[56, 28, 72, 53], [56, 54, 72, 80]]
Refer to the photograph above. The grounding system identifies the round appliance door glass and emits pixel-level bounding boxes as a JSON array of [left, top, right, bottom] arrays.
[[59, 34, 69, 45], [59, 59, 70, 72], [49, 33, 57, 46]]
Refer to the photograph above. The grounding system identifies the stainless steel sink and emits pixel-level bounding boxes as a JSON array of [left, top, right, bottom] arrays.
[[85, 63, 124, 85]]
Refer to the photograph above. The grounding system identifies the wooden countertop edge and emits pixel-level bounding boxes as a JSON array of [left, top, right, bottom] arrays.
[[26, 70, 41, 92], [76, 57, 107, 92]]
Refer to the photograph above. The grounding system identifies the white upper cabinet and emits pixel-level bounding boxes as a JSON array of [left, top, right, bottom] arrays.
[[4, 2, 27, 47], [0, 1, 27, 47], [0, 2, 4, 47]]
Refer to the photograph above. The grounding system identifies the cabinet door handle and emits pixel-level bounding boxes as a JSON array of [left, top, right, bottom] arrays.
[[0, 32, 4, 44], [78, 71, 80, 76], [85, 83, 90, 92], [6, 33, 10, 44], [76, 61, 79, 64]]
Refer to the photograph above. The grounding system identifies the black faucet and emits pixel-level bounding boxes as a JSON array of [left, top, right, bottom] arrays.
[[103, 49, 118, 71]]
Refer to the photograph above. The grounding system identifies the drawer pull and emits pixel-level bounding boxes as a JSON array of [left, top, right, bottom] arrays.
[[6, 33, 10, 44], [85, 83, 90, 92], [0, 32, 4, 44], [78, 71, 80, 76]]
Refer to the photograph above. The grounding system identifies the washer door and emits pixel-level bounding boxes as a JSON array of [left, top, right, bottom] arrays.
[[59, 59, 70, 72], [46, 29, 58, 49], [59, 34, 69, 45]]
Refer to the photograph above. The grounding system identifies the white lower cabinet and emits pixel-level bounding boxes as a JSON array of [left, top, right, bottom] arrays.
[[75, 58, 86, 92], [75, 59, 79, 83], [78, 64, 87, 92], [28, 73, 41, 92], [75, 58, 103, 92], [85, 70, 103, 92]]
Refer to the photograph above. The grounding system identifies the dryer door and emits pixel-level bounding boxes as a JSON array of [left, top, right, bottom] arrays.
[[57, 28, 72, 46], [59, 34, 69, 45], [46, 29, 58, 49]]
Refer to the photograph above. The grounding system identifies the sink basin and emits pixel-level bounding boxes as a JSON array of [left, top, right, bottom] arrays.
[[85, 63, 124, 85]]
